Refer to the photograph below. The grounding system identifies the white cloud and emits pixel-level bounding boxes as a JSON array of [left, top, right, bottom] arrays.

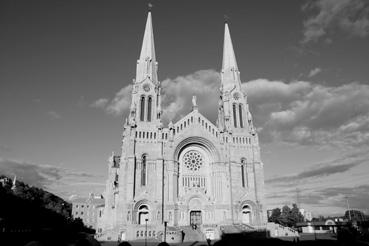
[[308, 67, 322, 77], [90, 98, 108, 109], [93, 70, 369, 149], [244, 79, 369, 147], [92, 70, 220, 123], [301, 0, 369, 43], [160, 69, 219, 123]]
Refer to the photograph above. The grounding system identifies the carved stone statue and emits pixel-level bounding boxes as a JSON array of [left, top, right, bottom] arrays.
[[192, 95, 197, 107]]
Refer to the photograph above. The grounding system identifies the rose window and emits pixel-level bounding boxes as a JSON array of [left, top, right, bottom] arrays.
[[183, 150, 203, 171]]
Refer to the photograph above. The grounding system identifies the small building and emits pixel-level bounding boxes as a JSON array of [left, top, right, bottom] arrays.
[[296, 219, 339, 234], [72, 193, 104, 230]]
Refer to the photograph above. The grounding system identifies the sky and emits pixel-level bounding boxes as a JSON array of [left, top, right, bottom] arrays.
[[1, 0, 369, 216]]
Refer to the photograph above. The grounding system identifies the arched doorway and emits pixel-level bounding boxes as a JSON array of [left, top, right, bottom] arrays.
[[190, 210, 202, 227], [241, 205, 251, 224], [138, 205, 149, 225], [188, 197, 203, 227]]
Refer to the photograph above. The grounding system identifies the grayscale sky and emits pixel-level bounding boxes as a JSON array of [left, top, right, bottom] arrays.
[[1, 0, 369, 216]]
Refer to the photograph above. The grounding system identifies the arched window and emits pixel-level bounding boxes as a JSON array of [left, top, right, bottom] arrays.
[[239, 104, 244, 128], [241, 165, 245, 188], [140, 96, 145, 121], [241, 158, 247, 188], [147, 97, 152, 122], [141, 154, 147, 186], [242, 205, 251, 224], [233, 104, 237, 128], [138, 205, 149, 224]]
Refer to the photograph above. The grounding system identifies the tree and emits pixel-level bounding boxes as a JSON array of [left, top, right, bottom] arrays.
[[268, 208, 281, 223], [345, 210, 366, 222], [290, 204, 304, 224], [268, 204, 304, 227]]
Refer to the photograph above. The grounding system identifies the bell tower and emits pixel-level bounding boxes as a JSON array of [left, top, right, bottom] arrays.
[[128, 11, 162, 128], [218, 21, 254, 134]]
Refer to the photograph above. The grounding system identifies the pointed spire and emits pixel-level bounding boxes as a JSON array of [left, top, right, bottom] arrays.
[[222, 22, 238, 72], [221, 22, 241, 90], [136, 11, 158, 83]]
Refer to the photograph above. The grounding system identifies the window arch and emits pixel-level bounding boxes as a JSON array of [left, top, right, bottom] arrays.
[[239, 104, 244, 128], [233, 103, 237, 128], [141, 154, 147, 186], [140, 96, 145, 121], [147, 96, 152, 122], [241, 158, 247, 188], [138, 204, 149, 224], [241, 205, 251, 224]]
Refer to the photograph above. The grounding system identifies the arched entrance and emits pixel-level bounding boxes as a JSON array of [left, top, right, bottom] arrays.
[[190, 210, 202, 227], [241, 205, 251, 224], [188, 197, 203, 227], [138, 205, 149, 225]]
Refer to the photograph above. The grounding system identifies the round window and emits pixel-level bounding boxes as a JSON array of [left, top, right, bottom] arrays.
[[183, 150, 203, 171]]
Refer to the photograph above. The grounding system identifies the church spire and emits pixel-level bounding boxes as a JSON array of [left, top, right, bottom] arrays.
[[221, 22, 241, 91], [136, 11, 158, 84]]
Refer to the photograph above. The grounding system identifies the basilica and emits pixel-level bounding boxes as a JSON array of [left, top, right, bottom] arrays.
[[97, 11, 266, 241]]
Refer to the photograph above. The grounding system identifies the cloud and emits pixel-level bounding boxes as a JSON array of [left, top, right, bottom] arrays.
[[92, 70, 220, 123], [90, 98, 108, 109], [265, 149, 369, 214], [93, 70, 369, 148], [308, 67, 322, 77], [106, 85, 133, 116], [266, 154, 363, 184], [244, 79, 369, 147], [160, 69, 219, 123], [301, 0, 369, 43], [47, 111, 61, 119], [0, 158, 104, 199], [0, 158, 63, 188]]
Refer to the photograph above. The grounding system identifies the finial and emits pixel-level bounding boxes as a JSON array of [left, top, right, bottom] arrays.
[[224, 14, 230, 23], [148, 3, 153, 11], [192, 95, 198, 111]]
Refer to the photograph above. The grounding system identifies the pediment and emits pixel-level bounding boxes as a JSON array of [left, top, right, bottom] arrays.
[[171, 110, 220, 139]]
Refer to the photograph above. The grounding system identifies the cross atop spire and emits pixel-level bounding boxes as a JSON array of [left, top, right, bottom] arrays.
[[221, 22, 240, 90], [136, 11, 158, 84]]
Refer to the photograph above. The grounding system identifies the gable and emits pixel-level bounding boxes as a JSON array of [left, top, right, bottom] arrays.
[[172, 111, 220, 139]]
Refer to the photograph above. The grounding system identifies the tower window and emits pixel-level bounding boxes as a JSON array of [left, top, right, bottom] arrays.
[[241, 158, 247, 187], [233, 104, 237, 128], [239, 104, 244, 128], [147, 97, 152, 122], [141, 154, 147, 186], [140, 96, 145, 121], [241, 165, 245, 187]]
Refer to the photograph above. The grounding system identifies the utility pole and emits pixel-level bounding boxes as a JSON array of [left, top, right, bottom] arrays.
[[346, 197, 352, 221], [145, 218, 148, 246], [296, 188, 300, 208]]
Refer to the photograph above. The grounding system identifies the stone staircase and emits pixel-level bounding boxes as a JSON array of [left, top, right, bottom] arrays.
[[220, 224, 255, 234], [267, 222, 299, 238], [181, 226, 206, 242]]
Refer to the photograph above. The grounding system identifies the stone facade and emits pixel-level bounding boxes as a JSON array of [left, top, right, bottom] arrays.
[[97, 11, 266, 241]]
